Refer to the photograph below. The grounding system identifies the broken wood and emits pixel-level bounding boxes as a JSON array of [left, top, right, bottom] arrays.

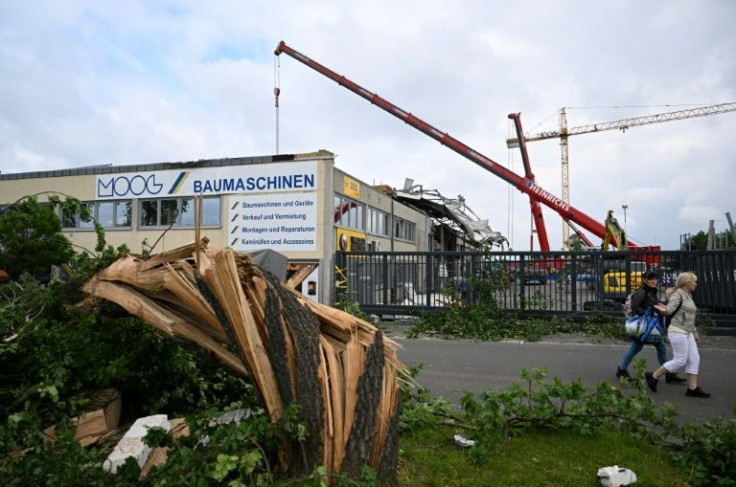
[[78, 239, 405, 484], [43, 389, 121, 446]]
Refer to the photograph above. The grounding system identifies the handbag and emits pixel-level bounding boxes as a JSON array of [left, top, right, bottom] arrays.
[[624, 307, 664, 344]]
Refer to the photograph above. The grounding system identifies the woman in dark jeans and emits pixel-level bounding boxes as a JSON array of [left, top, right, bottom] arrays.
[[616, 271, 685, 383]]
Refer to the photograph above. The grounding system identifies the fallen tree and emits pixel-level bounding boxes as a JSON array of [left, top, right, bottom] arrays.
[[78, 238, 404, 484]]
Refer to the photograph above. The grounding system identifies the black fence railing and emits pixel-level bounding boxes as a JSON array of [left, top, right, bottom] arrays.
[[334, 249, 736, 333]]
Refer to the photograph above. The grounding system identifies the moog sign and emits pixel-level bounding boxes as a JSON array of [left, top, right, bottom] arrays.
[[96, 161, 318, 199], [97, 174, 166, 198]]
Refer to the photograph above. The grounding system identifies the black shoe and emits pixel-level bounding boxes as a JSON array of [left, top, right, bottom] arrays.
[[685, 387, 711, 398], [665, 372, 687, 384], [616, 367, 631, 380], [645, 372, 658, 392]]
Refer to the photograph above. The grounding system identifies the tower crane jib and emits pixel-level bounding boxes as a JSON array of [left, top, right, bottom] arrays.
[[506, 102, 736, 247]]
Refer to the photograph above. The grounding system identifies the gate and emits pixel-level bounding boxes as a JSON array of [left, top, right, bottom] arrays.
[[334, 249, 736, 334]]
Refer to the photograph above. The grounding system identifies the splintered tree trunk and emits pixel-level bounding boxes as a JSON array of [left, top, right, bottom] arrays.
[[78, 239, 404, 484]]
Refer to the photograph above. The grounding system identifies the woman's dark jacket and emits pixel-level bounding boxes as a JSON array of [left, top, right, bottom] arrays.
[[631, 282, 661, 315]]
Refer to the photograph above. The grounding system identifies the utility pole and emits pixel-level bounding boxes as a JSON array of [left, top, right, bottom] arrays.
[[707, 220, 715, 250], [727, 212, 736, 243], [621, 204, 628, 236]]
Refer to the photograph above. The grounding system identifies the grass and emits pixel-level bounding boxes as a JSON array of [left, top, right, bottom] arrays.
[[398, 425, 688, 486]]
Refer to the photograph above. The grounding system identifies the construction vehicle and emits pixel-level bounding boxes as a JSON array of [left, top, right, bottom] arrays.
[[274, 41, 651, 252], [273, 41, 660, 309]]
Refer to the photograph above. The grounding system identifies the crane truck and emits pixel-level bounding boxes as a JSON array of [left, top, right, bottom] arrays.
[[274, 41, 657, 252], [274, 41, 656, 306]]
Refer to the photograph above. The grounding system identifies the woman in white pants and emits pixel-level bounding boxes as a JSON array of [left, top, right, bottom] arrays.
[[645, 272, 710, 398]]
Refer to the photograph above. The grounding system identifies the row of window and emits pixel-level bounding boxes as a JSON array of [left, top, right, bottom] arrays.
[[333, 195, 416, 242], [62, 197, 222, 229], [3, 193, 417, 241]]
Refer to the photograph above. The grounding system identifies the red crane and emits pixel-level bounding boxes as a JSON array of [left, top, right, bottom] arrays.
[[507, 103, 736, 247], [274, 41, 642, 249], [507, 112, 550, 251]]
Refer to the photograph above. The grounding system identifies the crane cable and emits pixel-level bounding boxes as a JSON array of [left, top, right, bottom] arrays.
[[274, 54, 281, 155]]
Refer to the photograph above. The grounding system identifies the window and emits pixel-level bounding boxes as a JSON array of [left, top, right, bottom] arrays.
[[61, 202, 95, 229], [61, 200, 132, 230], [139, 196, 221, 228], [367, 207, 389, 236], [333, 194, 364, 231], [97, 201, 132, 228], [394, 217, 416, 242]]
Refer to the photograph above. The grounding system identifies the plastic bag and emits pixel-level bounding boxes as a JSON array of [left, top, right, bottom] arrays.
[[624, 307, 664, 344]]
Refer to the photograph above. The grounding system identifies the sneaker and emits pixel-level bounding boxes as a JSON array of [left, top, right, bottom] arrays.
[[616, 367, 631, 380], [665, 372, 687, 384], [645, 372, 658, 392], [685, 387, 711, 398]]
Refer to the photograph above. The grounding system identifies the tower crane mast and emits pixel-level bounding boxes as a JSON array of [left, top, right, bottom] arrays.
[[507, 102, 736, 247]]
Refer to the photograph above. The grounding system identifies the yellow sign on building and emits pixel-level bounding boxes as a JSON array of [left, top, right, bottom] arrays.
[[336, 228, 366, 252], [343, 176, 361, 199]]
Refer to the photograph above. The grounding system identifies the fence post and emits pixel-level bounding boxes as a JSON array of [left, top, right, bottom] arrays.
[[519, 253, 526, 310], [382, 253, 389, 307], [570, 253, 578, 311], [425, 253, 433, 308]]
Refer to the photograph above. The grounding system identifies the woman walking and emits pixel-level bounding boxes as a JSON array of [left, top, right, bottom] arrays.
[[616, 270, 685, 383], [645, 272, 710, 398]]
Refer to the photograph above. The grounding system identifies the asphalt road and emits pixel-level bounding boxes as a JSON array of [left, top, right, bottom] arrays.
[[393, 334, 736, 425]]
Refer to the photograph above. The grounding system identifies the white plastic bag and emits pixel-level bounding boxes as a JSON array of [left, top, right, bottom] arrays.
[[597, 465, 637, 486]]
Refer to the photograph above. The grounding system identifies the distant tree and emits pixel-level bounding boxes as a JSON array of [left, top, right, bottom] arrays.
[[0, 196, 76, 280], [566, 235, 587, 251], [718, 229, 736, 248], [686, 231, 708, 250], [684, 229, 735, 250]]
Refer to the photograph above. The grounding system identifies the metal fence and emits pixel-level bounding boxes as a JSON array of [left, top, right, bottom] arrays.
[[334, 249, 736, 333]]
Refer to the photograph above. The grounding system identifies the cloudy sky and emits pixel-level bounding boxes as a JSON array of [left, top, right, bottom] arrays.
[[1, 1, 734, 250]]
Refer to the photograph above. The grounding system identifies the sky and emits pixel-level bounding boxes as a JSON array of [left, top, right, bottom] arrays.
[[1, 0, 735, 251]]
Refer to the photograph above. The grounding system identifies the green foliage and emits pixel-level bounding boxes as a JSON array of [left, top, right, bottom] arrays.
[[457, 367, 678, 452], [565, 234, 587, 251], [398, 427, 689, 486], [0, 274, 255, 448], [674, 414, 736, 486], [689, 231, 709, 250], [0, 194, 128, 283], [0, 196, 75, 280], [334, 289, 370, 321], [409, 303, 623, 342], [686, 229, 736, 250], [397, 365, 735, 485], [0, 405, 309, 486], [406, 273, 625, 341]]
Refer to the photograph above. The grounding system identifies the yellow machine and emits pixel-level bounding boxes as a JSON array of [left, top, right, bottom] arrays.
[[602, 210, 627, 251]]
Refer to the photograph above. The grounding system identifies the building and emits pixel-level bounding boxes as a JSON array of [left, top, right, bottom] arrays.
[[0, 150, 435, 304]]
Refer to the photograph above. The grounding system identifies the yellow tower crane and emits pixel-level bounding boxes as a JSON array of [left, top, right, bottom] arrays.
[[507, 102, 736, 248]]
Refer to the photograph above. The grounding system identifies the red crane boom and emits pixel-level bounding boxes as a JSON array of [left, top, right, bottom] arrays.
[[274, 41, 638, 249], [507, 112, 551, 251]]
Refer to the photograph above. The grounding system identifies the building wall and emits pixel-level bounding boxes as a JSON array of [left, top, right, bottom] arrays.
[[0, 151, 429, 305]]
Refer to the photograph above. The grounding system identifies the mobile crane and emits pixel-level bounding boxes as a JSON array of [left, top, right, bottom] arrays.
[[274, 41, 646, 250]]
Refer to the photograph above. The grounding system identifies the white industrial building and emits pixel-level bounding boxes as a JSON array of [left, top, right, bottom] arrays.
[[1, 150, 503, 303]]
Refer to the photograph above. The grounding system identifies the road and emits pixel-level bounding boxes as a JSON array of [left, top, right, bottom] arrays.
[[393, 334, 736, 425]]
